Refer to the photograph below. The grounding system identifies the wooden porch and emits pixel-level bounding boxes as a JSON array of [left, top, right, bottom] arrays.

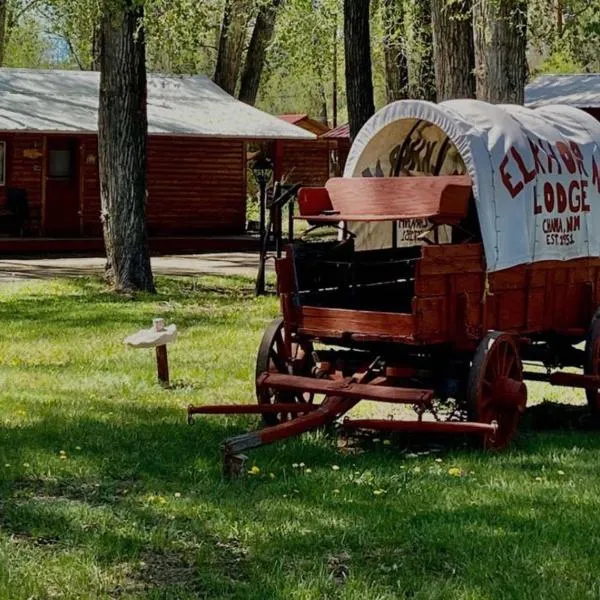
[[0, 234, 260, 256]]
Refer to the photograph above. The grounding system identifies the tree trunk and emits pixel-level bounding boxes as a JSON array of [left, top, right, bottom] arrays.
[[214, 0, 253, 96], [0, 0, 8, 66], [238, 0, 281, 106], [91, 23, 102, 70], [431, 0, 475, 100], [473, 0, 527, 104], [412, 0, 436, 101], [344, 0, 375, 141], [382, 0, 408, 103], [99, 0, 154, 293]]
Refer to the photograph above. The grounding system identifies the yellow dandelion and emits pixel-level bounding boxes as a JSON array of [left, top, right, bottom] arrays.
[[383, 440, 391, 446], [448, 467, 462, 477], [248, 465, 260, 475], [59, 455, 67, 460], [332, 465, 340, 471], [158, 497, 167, 504], [269, 472, 276, 479]]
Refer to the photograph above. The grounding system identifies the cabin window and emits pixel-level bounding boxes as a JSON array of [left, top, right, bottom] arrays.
[[48, 149, 72, 179], [0, 141, 6, 186]]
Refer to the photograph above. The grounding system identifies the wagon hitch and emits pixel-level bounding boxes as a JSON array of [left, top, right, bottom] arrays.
[[219, 357, 385, 478]]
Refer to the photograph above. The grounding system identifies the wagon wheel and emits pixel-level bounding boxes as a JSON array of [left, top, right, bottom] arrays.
[[467, 332, 527, 450], [584, 311, 600, 420], [255, 317, 315, 426]]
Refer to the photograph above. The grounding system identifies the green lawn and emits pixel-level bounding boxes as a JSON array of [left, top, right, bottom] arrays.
[[1, 275, 600, 599]]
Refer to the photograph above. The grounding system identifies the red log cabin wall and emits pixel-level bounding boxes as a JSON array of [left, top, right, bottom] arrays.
[[0, 132, 247, 237], [81, 135, 247, 236], [276, 140, 331, 187], [0, 133, 44, 234]]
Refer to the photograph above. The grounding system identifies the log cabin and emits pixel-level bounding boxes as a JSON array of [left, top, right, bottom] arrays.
[[0, 68, 315, 254]]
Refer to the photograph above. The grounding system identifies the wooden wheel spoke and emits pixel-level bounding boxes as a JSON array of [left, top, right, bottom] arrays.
[[269, 348, 288, 373], [274, 329, 288, 361], [256, 318, 316, 426], [504, 354, 516, 377]]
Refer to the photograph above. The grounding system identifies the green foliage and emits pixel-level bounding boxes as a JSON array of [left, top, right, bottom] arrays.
[[0, 0, 596, 113], [534, 49, 584, 76], [528, 0, 600, 73], [144, 0, 222, 74], [258, 0, 343, 120], [3, 15, 52, 67]]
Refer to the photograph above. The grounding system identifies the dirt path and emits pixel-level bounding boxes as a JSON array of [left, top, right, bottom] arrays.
[[0, 253, 268, 283]]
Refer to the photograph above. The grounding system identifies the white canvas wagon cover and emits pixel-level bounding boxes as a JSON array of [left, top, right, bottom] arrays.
[[344, 99, 600, 272]]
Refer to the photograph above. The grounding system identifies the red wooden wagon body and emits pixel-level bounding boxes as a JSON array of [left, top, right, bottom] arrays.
[[190, 99, 600, 468]]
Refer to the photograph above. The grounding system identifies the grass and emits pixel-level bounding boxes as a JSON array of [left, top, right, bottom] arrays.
[[1, 274, 600, 599]]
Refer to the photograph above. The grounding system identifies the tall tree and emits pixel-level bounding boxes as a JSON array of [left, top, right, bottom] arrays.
[[213, 0, 253, 95], [473, 0, 527, 103], [431, 0, 475, 100], [99, 0, 154, 292], [411, 0, 436, 101], [0, 0, 44, 66], [0, 0, 8, 65], [238, 0, 282, 106], [382, 0, 408, 103], [344, 0, 374, 140]]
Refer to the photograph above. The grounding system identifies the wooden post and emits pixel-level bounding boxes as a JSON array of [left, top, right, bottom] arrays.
[[124, 318, 176, 387], [152, 318, 169, 386], [156, 345, 169, 386]]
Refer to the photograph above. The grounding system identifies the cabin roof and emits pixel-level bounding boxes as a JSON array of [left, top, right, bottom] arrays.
[[0, 68, 316, 139], [321, 123, 350, 139], [278, 113, 331, 135], [525, 74, 600, 108]]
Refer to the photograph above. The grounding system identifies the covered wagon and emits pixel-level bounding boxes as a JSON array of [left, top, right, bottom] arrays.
[[190, 99, 600, 462]]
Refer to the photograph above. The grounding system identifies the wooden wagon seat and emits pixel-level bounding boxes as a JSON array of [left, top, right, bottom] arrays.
[[297, 176, 472, 225]]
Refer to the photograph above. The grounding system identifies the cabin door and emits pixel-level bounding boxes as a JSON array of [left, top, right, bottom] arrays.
[[44, 137, 80, 236]]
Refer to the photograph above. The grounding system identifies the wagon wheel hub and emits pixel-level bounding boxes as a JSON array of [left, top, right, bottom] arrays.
[[489, 376, 527, 414]]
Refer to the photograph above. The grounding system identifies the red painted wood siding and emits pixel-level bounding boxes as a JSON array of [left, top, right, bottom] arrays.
[[279, 140, 331, 187], [81, 135, 247, 236], [0, 133, 44, 234], [81, 135, 101, 236], [0, 132, 247, 237], [146, 137, 246, 235]]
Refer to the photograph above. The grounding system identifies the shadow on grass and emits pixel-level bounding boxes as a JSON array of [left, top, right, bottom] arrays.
[[4, 395, 600, 598]]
